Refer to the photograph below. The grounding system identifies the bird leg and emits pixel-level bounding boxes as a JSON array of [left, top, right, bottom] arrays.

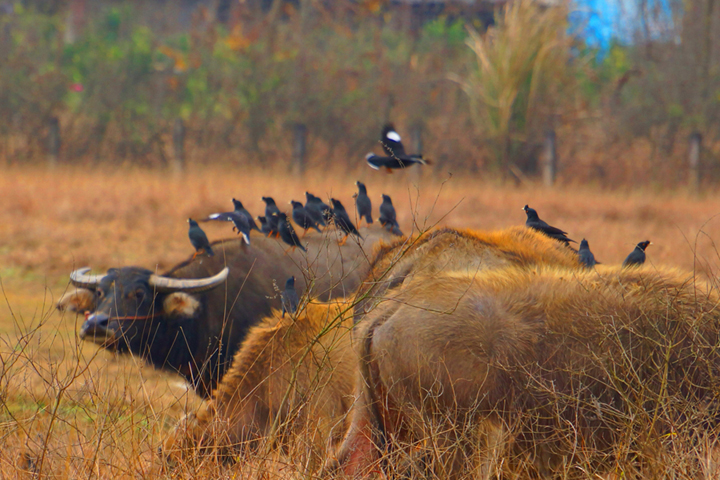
[[385, 167, 393, 174], [285, 246, 296, 254], [338, 235, 349, 246], [191, 251, 199, 260], [357, 218, 362, 229]]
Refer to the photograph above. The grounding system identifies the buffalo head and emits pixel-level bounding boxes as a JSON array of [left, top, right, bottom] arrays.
[[59, 266, 228, 354]]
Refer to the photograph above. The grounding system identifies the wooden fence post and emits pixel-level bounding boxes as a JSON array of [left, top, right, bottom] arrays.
[[47, 116, 60, 168], [688, 132, 702, 193], [292, 123, 307, 176], [542, 129, 557, 187], [172, 118, 185, 175]]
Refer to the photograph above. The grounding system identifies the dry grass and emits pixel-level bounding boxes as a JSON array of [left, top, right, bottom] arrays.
[[2, 164, 720, 478]]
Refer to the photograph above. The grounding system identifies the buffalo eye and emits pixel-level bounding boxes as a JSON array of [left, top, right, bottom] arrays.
[[96, 290, 104, 299]]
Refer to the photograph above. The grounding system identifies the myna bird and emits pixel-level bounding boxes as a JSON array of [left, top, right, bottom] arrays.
[[305, 192, 331, 225], [258, 216, 274, 237], [522, 205, 576, 245], [262, 197, 281, 236], [578, 239, 596, 268], [228, 213, 251, 245], [366, 124, 431, 173], [623, 240, 651, 268], [275, 212, 306, 253], [281, 276, 299, 318], [290, 200, 321, 235], [206, 199, 258, 231], [354, 181, 373, 227], [188, 218, 214, 259], [379, 194, 403, 236], [331, 198, 362, 245]]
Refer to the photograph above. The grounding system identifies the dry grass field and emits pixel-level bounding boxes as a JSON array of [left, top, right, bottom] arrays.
[[2, 164, 720, 479]]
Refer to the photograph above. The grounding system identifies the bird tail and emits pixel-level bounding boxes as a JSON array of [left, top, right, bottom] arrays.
[[206, 245, 215, 256], [242, 233, 250, 245]]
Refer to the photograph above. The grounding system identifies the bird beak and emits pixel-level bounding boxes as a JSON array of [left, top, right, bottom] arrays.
[[352, 193, 357, 198]]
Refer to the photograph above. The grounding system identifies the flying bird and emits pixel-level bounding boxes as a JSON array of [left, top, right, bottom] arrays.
[[379, 194, 403, 236], [262, 197, 281, 237], [187, 218, 214, 259], [522, 205, 575, 245], [578, 239, 596, 268], [354, 181, 373, 226], [275, 212, 306, 253], [290, 200, 321, 235], [331, 198, 362, 245], [281, 276, 299, 318], [366, 123, 430, 173], [623, 240, 651, 268]]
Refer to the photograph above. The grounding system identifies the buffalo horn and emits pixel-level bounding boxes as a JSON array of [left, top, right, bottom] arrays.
[[149, 267, 229, 293], [69, 267, 107, 288]]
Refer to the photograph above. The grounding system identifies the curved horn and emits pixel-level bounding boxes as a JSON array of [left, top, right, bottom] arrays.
[[149, 267, 229, 293], [69, 268, 107, 289]]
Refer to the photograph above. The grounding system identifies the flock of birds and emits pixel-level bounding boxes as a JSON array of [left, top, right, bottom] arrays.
[[184, 123, 651, 317], [522, 204, 652, 268]]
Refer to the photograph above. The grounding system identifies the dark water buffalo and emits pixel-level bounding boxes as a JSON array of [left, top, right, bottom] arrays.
[[58, 227, 394, 397]]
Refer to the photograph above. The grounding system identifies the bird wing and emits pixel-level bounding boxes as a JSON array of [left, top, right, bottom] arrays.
[[381, 128, 407, 158], [205, 212, 234, 222], [366, 155, 383, 170]]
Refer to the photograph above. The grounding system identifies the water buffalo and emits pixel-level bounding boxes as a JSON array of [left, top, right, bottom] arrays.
[[163, 300, 356, 469], [327, 265, 720, 478], [58, 227, 393, 397]]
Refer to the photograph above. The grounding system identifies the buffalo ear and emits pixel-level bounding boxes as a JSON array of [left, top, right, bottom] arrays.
[[164, 292, 201, 318], [57, 288, 96, 313]]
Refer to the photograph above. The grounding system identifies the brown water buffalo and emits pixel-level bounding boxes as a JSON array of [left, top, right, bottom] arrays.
[[57, 227, 393, 397], [327, 265, 720, 478], [163, 300, 356, 468]]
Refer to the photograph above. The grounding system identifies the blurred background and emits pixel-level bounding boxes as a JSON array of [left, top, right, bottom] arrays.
[[0, 0, 717, 188]]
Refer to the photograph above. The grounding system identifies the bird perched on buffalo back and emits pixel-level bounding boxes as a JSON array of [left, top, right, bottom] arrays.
[[290, 200, 321, 235], [379, 194, 403, 237], [365, 123, 431, 173], [623, 240, 651, 268], [275, 212, 306, 252], [262, 197, 281, 236], [578, 239, 596, 268], [354, 181, 373, 226], [281, 276, 299, 318], [522, 205, 575, 246], [258, 216, 274, 237], [331, 198, 362, 245], [205, 199, 258, 231], [187, 218, 214, 259], [305, 192, 331, 225]]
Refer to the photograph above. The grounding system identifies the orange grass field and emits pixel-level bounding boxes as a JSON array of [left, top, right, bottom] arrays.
[[2, 165, 720, 478]]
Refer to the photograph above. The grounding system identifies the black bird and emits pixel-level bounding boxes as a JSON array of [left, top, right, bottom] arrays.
[[578, 239, 596, 268], [281, 276, 299, 318], [623, 240, 651, 268], [366, 124, 430, 173], [305, 192, 331, 225], [262, 197, 281, 237], [290, 200, 321, 235], [331, 198, 362, 245], [258, 216, 275, 237], [187, 218, 214, 259], [205, 198, 260, 233], [275, 212, 306, 252], [354, 181, 373, 226], [379, 194, 403, 236], [522, 205, 576, 245]]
